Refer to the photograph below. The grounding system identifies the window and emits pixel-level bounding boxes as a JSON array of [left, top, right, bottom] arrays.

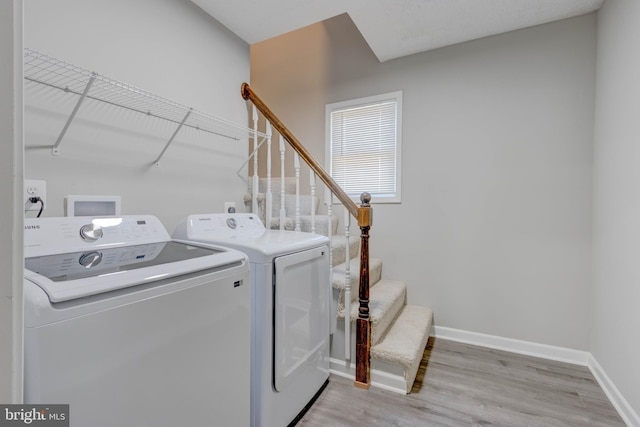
[[326, 91, 402, 204]]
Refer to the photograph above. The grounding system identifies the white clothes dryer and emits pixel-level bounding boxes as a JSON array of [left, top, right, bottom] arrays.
[[23, 215, 251, 427], [173, 213, 330, 427]]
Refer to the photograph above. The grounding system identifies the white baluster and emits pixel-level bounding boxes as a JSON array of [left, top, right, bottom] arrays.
[[279, 134, 286, 230], [265, 122, 273, 229], [294, 153, 301, 232], [327, 194, 335, 335], [310, 171, 316, 234], [344, 207, 351, 360], [252, 105, 259, 214], [327, 194, 334, 257]]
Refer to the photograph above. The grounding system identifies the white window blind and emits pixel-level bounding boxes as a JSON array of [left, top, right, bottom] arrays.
[[327, 91, 402, 203]]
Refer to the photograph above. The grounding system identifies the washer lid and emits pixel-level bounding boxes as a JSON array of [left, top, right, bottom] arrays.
[[25, 241, 246, 302]]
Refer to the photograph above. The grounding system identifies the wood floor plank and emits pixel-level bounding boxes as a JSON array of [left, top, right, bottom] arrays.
[[298, 337, 625, 426]]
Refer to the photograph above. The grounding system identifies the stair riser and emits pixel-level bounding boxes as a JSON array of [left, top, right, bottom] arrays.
[[349, 281, 407, 346], [333, 258, 383, 315], [330, 235, 360, 267]]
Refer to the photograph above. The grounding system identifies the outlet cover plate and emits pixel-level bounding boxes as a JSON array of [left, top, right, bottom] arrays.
[[24, 179, 46, 212]]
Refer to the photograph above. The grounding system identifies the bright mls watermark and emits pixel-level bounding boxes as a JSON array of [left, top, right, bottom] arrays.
[[0, 405, 68, 426]]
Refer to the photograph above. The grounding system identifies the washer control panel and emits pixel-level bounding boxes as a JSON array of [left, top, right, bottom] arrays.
[[24, 215, 170, 257]]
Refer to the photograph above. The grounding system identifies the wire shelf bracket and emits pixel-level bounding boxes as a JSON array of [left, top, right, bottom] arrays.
[[51, 73, 96, 156], [153, 108, 192, 167]]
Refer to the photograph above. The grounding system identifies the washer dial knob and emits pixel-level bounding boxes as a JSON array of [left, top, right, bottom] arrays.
[[80, 223, 103, 241]]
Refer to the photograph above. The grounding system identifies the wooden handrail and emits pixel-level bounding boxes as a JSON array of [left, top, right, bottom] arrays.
[[241, 82, 373, 389], [241, 83, 359, 220]]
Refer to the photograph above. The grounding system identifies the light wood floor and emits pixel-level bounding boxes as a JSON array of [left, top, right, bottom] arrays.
[[298, 337, 625, 426]]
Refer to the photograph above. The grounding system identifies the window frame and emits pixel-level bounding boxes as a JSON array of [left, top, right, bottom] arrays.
[[325, 91, 403, 204]]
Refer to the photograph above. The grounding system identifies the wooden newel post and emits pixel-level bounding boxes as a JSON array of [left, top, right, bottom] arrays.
[[355, 192, 372, 389]]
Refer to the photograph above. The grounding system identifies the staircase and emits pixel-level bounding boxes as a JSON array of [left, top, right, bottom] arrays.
[[245, 177, 433, 394]]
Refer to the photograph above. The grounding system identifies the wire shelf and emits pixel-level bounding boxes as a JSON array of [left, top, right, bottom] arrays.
[[23, 48, 264, 163]]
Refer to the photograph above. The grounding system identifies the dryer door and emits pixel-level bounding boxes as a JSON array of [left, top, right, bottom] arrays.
[[273, 245, 330, 392]]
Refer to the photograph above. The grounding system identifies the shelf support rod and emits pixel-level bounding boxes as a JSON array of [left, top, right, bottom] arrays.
[[154, 108, 192, 166], [52, 73, 96, 156]]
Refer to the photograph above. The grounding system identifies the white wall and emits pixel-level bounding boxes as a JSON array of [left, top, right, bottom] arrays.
[[592, 0, 640, 418], [0, 0, 24, 403], [23, 0, 251, 232], [252, 13, 596, 350]]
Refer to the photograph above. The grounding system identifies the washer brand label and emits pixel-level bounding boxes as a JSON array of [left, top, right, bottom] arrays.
[[24, 225, 40, 230], [1, 405, 68, 426]]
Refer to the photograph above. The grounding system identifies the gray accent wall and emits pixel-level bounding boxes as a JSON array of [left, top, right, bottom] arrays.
[[593, 0, 640, 417], [23, 0, 251, 233], [251, 13, 596, 350]]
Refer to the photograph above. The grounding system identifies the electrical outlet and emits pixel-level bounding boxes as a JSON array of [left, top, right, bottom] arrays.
[[24, 179, 47, 212], [224, 202, 236, 213]]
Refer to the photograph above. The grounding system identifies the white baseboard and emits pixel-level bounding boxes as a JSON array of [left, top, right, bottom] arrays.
[[433, 326, 590, 365], [588, 355, 640, 427], [329, 358, 407, 395], [434, 326, 639, 427]]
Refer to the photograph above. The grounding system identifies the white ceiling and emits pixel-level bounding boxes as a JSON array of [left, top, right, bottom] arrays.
[[191, 0, 604, 62]]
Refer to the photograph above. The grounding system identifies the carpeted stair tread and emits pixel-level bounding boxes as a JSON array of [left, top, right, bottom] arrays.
[[266, 214, 337, 235], [346, 280, 407, 346], [248, 177, 297, 194], [332, 256, 382, 292], [298, 214, 338, 236], [371, 305, 433, 393], [267, 217, 295, 230], [332, 257, 383, 316]]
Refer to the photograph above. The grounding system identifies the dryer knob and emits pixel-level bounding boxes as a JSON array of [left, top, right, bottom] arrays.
[[80, 224, 103, 241], [79, 251, 102, 268]]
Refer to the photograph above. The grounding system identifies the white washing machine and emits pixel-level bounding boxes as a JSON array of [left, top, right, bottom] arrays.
[[173, 213, 330, 427], [23, 215, 251, 427]]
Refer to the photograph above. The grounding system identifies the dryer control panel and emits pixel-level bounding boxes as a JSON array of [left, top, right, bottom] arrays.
[[179, 213, 266, 239]]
